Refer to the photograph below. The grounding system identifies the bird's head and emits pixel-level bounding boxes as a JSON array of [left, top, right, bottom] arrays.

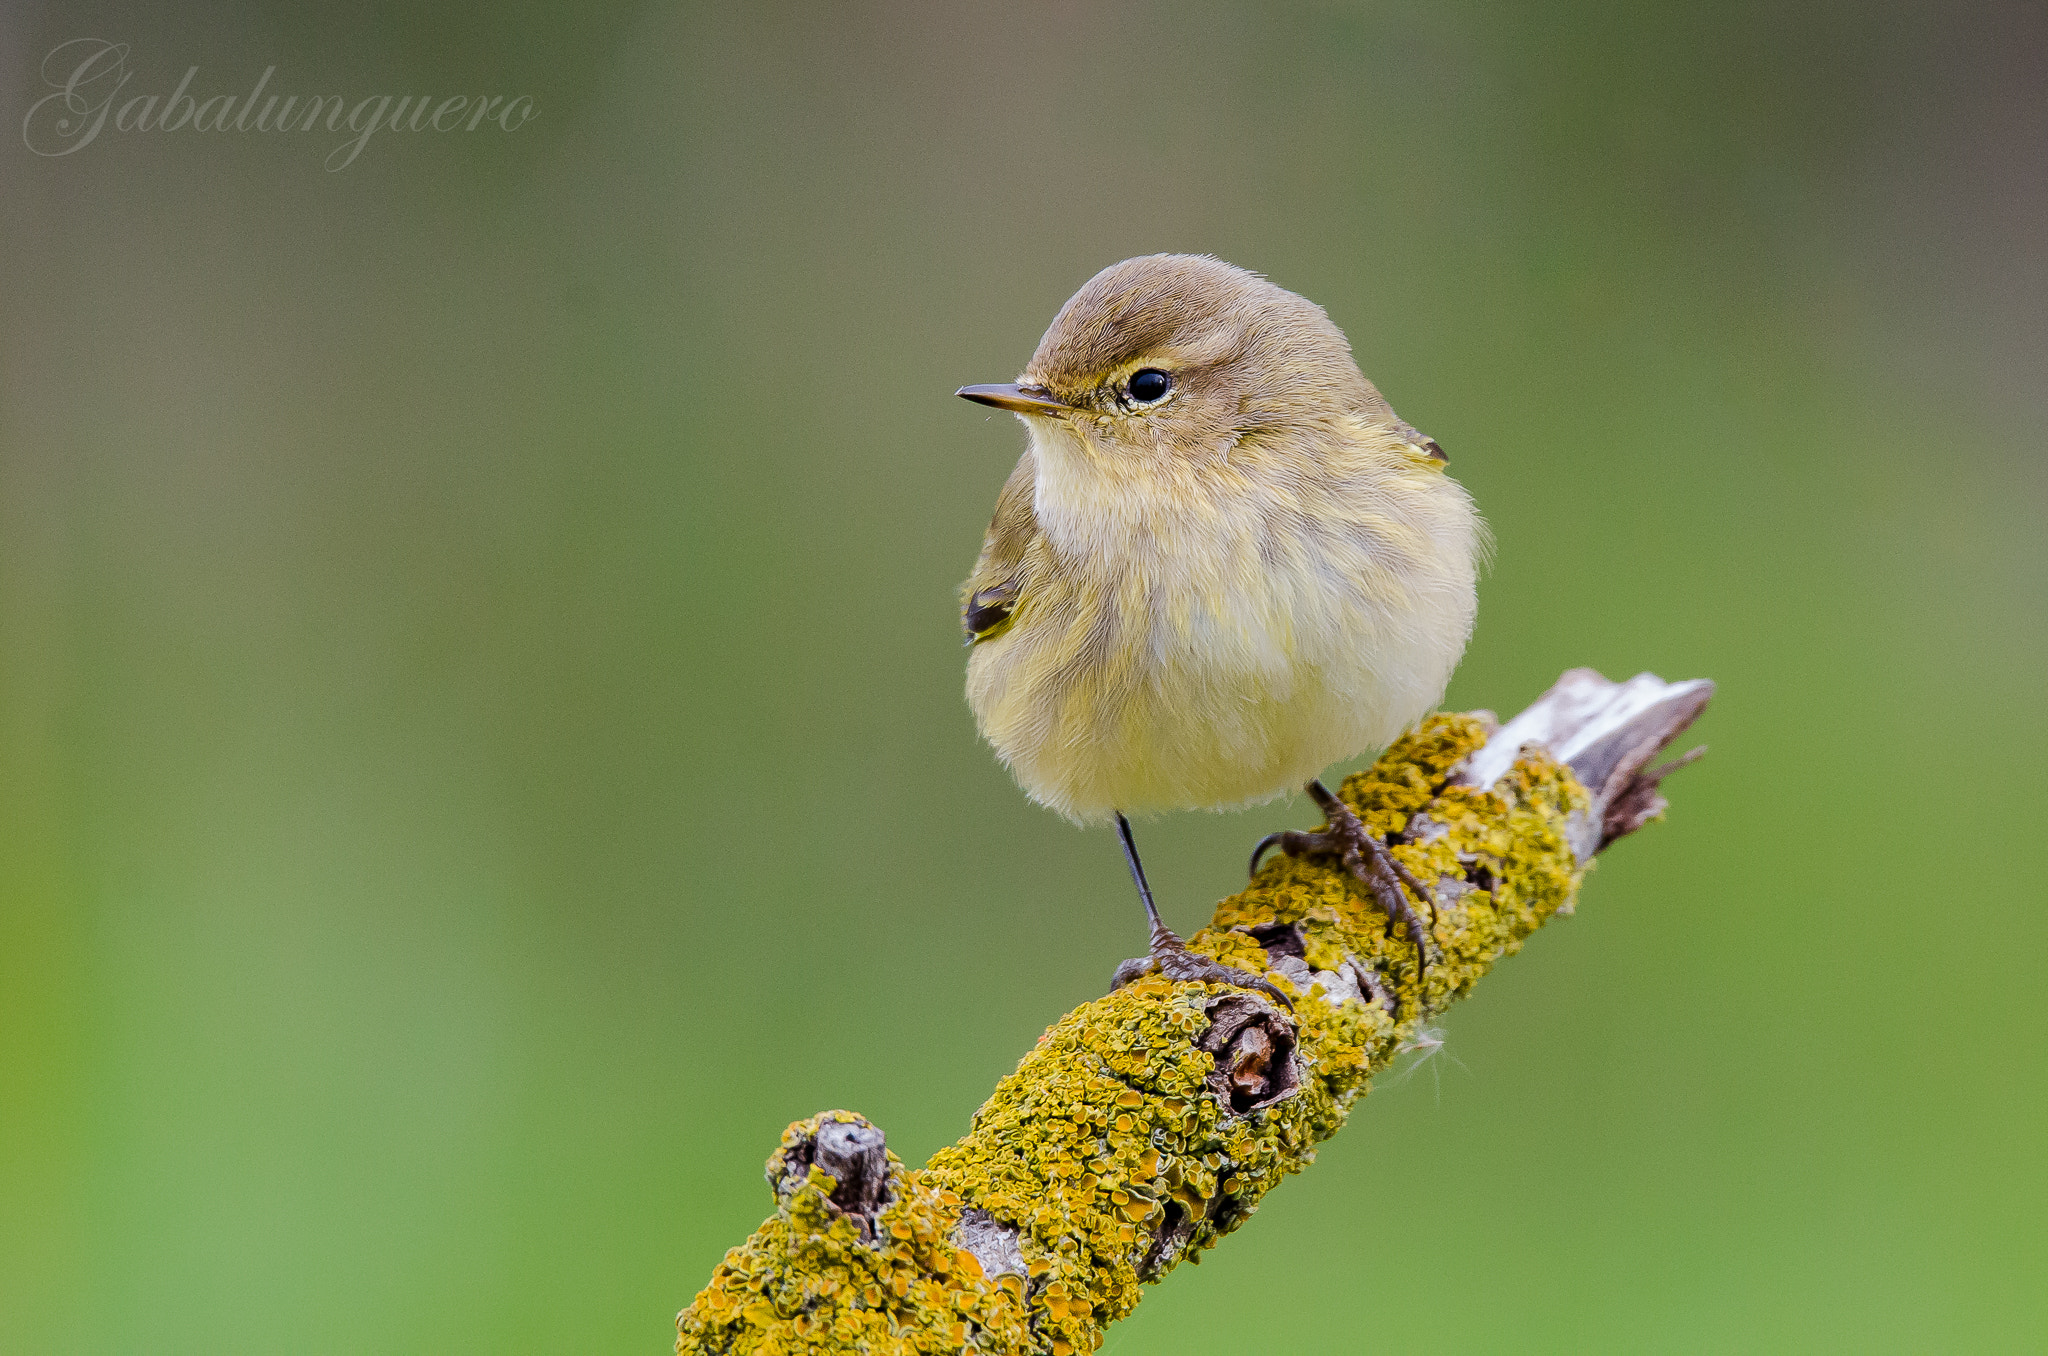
[[957, 254, 1432, 472]]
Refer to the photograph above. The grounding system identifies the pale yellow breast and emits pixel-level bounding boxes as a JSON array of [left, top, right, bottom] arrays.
[[967, 421, 1481, 825]]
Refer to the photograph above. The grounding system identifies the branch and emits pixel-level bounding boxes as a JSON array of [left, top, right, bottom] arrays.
[[676, 668, 1713, 1356]]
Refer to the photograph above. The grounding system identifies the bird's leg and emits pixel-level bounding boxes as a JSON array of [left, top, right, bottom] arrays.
[[1249, 780, 1438, 995], [1108, 813, 1291, 1008]]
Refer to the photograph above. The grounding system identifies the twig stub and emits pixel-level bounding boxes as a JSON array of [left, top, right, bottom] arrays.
[[768, 1111, 895, 1242]]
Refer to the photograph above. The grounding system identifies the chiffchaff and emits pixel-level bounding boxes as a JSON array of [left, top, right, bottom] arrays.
[[957, 255, 1483, 1003]]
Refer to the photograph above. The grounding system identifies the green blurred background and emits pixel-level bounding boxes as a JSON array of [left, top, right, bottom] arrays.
[[3, 1, 2043, 1350]]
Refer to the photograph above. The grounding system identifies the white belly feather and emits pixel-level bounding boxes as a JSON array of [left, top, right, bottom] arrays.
[[966, 427, 1480, 825]]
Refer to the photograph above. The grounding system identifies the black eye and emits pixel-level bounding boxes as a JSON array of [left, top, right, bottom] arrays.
[[1127, 368, 1171, 404]]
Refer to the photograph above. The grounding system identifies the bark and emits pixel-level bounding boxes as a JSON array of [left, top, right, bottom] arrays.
[[677, 668, 1714, 1356]]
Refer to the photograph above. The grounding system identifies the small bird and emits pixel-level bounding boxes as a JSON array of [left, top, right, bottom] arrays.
[[956, 255, 1483, 1004]]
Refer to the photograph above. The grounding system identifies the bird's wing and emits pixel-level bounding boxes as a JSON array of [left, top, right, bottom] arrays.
[[960, 453, 1040, 644], [1392, 417, 1448, 463]]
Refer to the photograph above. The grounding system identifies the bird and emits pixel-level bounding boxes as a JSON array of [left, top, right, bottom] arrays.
[[955, 254, 1483, 1007]]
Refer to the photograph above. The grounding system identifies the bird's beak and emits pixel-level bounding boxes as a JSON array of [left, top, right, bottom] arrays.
[[956, 382, 1071, 417]]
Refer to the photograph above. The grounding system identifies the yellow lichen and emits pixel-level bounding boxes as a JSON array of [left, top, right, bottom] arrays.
[[679, 716, 1595, 1355], [676, 1112, 1034, 1355]]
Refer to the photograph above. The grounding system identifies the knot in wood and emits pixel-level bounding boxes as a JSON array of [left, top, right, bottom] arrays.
[[1199, 994, 1300, 1115]]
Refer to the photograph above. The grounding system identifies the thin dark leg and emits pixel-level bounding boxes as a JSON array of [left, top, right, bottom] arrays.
[[1115, 812, 1166, 937], [1109, 812, 1290, 1008]]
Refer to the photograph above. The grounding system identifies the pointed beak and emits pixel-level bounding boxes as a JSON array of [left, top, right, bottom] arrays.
[[955, 382, 1072, 417]]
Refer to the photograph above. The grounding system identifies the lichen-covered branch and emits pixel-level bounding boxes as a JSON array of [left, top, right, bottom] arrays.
[[677, 669, 1712, 1356]]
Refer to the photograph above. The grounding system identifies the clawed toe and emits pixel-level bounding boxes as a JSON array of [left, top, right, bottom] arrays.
[[1155, 946, 1293, 1010], [1109, 954, 1159, 990], [1249, 827, 1336, 878], [1250, 780, 1438, 1001], [1111, 923, 1293, 1009], [1109, 810, 1292, 1010], [1248, 831, 1287, 878]]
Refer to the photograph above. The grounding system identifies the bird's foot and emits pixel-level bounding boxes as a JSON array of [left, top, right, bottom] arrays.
[[1111, 920, 1292, 1009], [1248, 780, 1437, 998]]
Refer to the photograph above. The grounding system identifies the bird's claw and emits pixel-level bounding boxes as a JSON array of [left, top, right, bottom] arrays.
[[1111, 922, 1293, 1009], [1253, 782, 1438, 1003], [1247, 831, 1289, 878]]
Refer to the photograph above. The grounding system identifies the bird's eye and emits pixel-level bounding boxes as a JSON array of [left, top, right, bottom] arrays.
[[1126, 368, 1172, 404]]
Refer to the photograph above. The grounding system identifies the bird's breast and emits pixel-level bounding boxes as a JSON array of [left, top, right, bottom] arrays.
[[968, 426, 1478, 823]]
